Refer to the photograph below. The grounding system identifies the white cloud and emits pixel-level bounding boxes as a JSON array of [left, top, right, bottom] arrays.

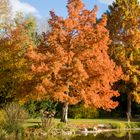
[[99, 0, 114, 5], [99, 0, 140, 5], [10, 0, 40, 18]]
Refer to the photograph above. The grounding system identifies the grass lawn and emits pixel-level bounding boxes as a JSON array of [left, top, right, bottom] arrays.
[[23, 118, 140, 129]]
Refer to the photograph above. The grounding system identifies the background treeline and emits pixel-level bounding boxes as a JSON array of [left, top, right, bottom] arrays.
[[0, 0, 140, 120]]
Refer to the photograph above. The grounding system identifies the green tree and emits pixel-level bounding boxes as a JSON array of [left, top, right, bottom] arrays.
[[107, 0, 140, 121]]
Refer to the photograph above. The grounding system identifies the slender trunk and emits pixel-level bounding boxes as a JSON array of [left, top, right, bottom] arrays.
[[60, 102, 69, 123], [127, 93, 132, 122]]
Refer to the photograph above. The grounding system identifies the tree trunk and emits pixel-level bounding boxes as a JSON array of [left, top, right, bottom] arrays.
[[60, 102, 69, 123], [127, 93, 132, 122]]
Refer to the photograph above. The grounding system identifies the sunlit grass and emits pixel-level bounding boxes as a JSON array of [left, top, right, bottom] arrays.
[[23, 118, 140, 128]]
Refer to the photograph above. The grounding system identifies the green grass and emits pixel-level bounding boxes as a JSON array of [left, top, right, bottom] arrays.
[[22, 118, 42, 128], [68, 118, 127, 124], [23, 118, 140, 129]]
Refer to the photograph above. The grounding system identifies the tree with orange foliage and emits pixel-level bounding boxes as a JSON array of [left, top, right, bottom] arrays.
[[27, 0, 122, 122]]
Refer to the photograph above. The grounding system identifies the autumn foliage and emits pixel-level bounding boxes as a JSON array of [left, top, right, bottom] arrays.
[[107, 0, 140, 120], [0, 16, 36, 105], [27, 0, 122, 112]]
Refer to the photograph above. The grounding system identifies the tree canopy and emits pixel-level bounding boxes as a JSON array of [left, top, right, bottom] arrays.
[[107, 0, 140, 120], [27, 0, 122, 115]]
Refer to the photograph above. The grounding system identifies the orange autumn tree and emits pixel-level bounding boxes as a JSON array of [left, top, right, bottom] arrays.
[[27, 0, 122, 122]]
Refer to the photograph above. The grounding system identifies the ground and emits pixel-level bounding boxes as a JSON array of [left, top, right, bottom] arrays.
[[23, 118, 140, 129]]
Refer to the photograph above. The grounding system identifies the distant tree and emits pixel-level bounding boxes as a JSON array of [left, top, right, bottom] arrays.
[[107, 0, 140, 121], [27, 0, 122, 122], [0, 0, 11, 23], [0, 16, 37, 107]]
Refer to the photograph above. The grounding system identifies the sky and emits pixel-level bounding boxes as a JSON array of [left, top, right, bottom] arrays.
[[10, 0, 114, 19]]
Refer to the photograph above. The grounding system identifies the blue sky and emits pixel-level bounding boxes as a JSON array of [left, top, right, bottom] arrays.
[[16, 0, 113, 18]]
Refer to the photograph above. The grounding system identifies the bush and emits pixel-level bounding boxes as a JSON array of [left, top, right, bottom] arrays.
[[24, 100, 57, 118], [0, 128, 7, 139], [0, 110, 6, 128], [24, 100, 37, 118], [69, 104, 99, 119], [3, 102, 28, 134], [0, 110, 8, 139]]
